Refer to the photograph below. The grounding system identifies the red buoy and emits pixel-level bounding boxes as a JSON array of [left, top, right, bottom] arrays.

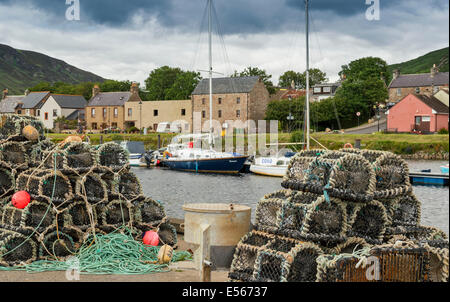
[[143, 231, 159, 246], [11, 191, 31, 209]]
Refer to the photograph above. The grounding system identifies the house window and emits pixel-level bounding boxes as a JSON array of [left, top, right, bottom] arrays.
[[92, 123, 98, 130], [323, 86, 331, 93], [397, 88, 401, 96], [313, 87, 322, 93], [154, 110, 158, 116], [218, 98, 222, 105], [415, 87, 420, 93], [17, 110, 22, 114], [236, 110, 241, 118], [36, 110, 40, 116], [103, 108, 107, 118], [422, 116, 431, 122], [91, 108, 96, 117], [114, 108, 118, 118], [202, 98, 206, 105], [53, 109, 58, 117], [128, 108, 132, 117], [218, 110, 222, 118], [202, 111, 206, 118], [112, 122, 118, 128], [237, 97, 241, 104], [181, 109, 186, 116], [44, 112, 48, 120], [26, 109, 30, 116]]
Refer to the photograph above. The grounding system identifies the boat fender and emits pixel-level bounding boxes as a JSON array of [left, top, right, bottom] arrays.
[[157, 244, 174, 264]]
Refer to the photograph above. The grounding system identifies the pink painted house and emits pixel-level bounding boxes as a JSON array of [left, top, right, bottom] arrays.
[[387, 93, 449, 133]]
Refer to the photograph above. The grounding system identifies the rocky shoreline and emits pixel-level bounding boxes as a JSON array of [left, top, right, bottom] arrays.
[[401, 151, 449, 161]]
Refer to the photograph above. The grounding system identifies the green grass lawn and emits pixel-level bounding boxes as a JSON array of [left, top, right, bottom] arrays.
[[46, 132, 449, 155]]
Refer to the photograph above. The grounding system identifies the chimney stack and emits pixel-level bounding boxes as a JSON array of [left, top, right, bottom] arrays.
[[92, 85, 100, 97], [431, 64, 439, 78], [24, 89, 30, 96], [393, 69, 400, 80], [130, 82, 139, 95]]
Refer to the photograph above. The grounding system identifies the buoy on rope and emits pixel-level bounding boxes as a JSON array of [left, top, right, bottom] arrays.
[[143, 230, 159, 246], [11, 191, 31, 209], [157, 244, 173, 264]]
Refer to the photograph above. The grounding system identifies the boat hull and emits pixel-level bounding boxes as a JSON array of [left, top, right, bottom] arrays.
[[250, 164, 287, 177], [163, 156, 248, 174]]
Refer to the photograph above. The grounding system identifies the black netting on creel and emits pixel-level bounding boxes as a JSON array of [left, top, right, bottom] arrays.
[[0, 229, 38, 266], [1, 206, 22, 226], [21, 201, 56, 230], [304, 198, 347, 240], [63, 142, 97, 172], [115, 171, 142, 200], [263, 189, 294, 201], [39, 228, 79, 259], [284, 149, 326, 181], [0, 142, 29, 170], [75, 174, 108, 204], [157, 223, 178, 246], [29, 139, 55, 165], [0, 115, 44, 139], [253, 251, 285, 282], [287, 246, 323, 282], [42, 150, 65, 171], [266, 236, 298, 253], [373, 153, 411, 198], [255, 198, 282, 231], [97, 142, 129, 171], [290, 191, 321, 205], [98, 200, 132, 227], [349, 201, 387, 243], [279, 202, 308, 232], [132, 196, 166, 225], [39, 171, 73, 205], [0, 166, 14, 198], [229, 246, 259, 282], [64, 201, 96, 229], [392, 193, 421, 227]]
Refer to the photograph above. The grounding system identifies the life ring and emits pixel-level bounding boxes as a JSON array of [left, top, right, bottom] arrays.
[[163, 151, 173, 158], [344, 143, 353, 149]]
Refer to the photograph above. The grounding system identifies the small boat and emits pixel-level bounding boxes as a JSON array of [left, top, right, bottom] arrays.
[[250, 150, 296, 177], [162, 134, 248, 174], [119, 141, 152, 167], [440, 164, 449, 174]]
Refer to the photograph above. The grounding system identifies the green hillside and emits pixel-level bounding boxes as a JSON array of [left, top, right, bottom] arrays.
[[387, 47, 449, 82], [0, 44, 105, 95]]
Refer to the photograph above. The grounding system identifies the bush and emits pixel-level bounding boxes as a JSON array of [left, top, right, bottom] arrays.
[[127, 126, 139, 134], [438, 128, 449, 134], [290, 130, 304, 143]]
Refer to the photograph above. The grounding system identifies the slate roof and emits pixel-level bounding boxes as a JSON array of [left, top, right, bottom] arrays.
[[66, 109, 85, 120], [389, 72, 449, 88], [88, 92, 132, 106], [192, 76, 260, 95], [0, 95, 25, 113], [21, 92, 50, 109], [413, 94, 449, 114], [51, 94, 87, 109]]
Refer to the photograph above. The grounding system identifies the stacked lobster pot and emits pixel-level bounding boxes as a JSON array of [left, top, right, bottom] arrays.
[[229, 149, 448, 282], [0, 115, 177, 267]]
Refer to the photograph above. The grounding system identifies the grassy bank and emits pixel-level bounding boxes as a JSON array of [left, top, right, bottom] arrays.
[[46, 132, 449, 156]]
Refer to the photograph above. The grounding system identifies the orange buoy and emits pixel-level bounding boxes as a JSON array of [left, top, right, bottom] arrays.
[[22, 125, 39, 141], [11, 191, 31, 209], [143, 231, 159, 246]]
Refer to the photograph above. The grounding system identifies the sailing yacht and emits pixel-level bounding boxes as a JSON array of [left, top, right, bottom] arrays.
[[250, 0, 312, 177], [162, 0, 248, 174]]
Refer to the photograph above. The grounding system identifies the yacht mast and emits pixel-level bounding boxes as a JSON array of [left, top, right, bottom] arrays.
[[305, 0, 310, 150], [208, 0, 214, 149]]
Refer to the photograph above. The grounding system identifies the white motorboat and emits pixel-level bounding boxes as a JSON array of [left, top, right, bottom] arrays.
[[249, 150, 296, 177], [119, 141, 150, 167]]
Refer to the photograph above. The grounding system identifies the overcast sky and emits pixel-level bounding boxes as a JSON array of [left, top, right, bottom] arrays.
[[0, 0, 448, 87]]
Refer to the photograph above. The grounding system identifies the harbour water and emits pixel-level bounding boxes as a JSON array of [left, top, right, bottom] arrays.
[[132, 160, 449, 235]]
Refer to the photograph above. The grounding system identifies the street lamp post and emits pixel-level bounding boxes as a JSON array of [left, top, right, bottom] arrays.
[[139, 100, 143, 133]]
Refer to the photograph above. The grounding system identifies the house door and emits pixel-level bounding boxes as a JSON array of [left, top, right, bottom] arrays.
[[414, 116, 431, 133]]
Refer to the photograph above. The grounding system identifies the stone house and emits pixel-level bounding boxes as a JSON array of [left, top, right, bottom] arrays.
[[191, 76, 270, 132], [386, 93, 449, 133], [0, 89, 25, 114], [85, 83, 142, 131], [387, 65, 449, 104], [125, 99, 192, 132], [15, 91, 51, 117]]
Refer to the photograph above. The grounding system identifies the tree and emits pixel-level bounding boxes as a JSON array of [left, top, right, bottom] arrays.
[[144, 66, 201, 100], [278, 68, 327, 89], [232, 66, 276, 94]]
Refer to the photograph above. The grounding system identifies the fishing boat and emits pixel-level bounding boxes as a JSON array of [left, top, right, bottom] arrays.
[[119, 141, 152, 167], [440, 164, 449, 174], [249, 150, 296, 177], [162, 0, 248, 174], [162, 134, 248, 174]]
